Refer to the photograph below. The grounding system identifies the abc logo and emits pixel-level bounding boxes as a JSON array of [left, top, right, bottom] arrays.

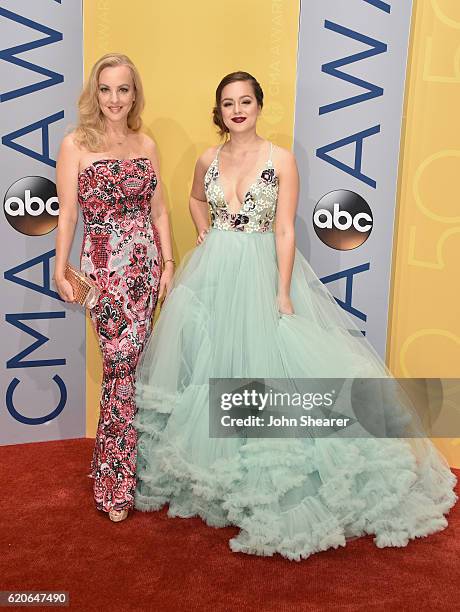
[[313, 190, 373, 251], [3, 176, 59, 236]]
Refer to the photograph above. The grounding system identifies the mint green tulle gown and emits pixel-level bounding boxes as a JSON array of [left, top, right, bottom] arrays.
[[134, 142, 457, 561]]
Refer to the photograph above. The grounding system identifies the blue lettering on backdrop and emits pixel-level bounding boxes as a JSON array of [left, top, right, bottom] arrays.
[[4, 250, 67, 422], [316, 125, 380, 188], [1, 4, 69, 428], [320, 21, 386, 115], [0, 7, 63, 102], [314, 4, 392, 333], [314, 10, 391, 331], [363, 0, 391, 13], [6, 375, 67, 425], [4, 249, 62, 300], [2, 111, 64, 168], [320, 263, 370, 324], [6, 313, 66, 369]]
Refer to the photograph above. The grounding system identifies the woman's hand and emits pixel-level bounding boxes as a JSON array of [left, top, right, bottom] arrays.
[[196, 228, 209, 245], [158, 263, 174, 306], [53, 276, 75, 303], [277, 293, 294, 315]]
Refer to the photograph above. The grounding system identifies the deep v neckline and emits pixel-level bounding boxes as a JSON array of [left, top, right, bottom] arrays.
[[215, 141, 273, 215]]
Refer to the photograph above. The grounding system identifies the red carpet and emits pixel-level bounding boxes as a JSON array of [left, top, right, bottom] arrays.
[[1, 439, 459, 611]]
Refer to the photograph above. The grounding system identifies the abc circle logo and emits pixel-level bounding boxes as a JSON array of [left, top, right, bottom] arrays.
[[3, 176, 59, 236], [313, 190, 373, 251]]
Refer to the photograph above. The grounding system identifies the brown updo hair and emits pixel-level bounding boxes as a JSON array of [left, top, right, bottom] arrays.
[[212, 71, 264, 139]]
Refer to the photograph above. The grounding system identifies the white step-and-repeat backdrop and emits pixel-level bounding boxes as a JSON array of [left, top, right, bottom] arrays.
[[294, 0, 413, 357], [1, 0, 84, 444]]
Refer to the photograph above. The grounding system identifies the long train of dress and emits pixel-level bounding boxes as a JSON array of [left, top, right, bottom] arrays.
[[133, 228, 457, 560]]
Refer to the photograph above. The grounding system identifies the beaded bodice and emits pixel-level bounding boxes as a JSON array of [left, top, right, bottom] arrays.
[[204, 141, 279, 233], [77, 157, 157, 227]]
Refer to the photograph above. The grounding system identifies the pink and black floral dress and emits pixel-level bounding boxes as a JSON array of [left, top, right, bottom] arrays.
[[78, 156, 162, 513]]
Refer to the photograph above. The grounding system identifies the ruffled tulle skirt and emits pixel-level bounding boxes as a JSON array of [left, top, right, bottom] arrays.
[[133, 228, 457, 561]]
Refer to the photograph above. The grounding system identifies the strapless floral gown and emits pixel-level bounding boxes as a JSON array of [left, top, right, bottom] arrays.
[[134, 143, 457, 560], [78, 157, 162, 513]]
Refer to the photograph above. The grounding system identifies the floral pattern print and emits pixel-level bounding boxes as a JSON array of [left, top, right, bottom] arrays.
[[204, 142, 279, 233], [78, 157, 162, 513]]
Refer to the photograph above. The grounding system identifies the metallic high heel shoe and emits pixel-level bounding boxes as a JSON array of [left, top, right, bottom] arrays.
[[109, 508, 129, 522]]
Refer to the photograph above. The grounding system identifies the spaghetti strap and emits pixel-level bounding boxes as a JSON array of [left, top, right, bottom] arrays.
[[215, 143, 224, 161], [268, 141, 274, 165]]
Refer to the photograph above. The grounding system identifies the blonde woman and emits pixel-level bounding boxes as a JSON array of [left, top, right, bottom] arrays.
[[54, 53, 174, 522]]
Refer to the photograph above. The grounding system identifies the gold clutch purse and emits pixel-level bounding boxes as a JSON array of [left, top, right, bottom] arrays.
[[64, 263, 100, 309]]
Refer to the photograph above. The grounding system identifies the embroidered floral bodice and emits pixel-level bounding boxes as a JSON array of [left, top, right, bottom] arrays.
[[204, 141, 279, 233]]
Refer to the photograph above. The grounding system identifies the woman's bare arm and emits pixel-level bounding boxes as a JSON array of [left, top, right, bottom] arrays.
[[274, 148, 299, 314], [145, 136, 174, 299], [190, 149, 214, 242], [53, 133, 80, 302]]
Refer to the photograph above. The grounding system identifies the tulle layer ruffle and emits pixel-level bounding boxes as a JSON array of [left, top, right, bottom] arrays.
[[134, 229, 457, 561]]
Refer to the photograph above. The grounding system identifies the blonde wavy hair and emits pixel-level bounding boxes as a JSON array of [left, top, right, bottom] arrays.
[[74, 53, 145, 152]]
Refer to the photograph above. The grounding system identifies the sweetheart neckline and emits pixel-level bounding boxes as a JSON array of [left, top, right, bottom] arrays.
[[78, 157, 153, 178]]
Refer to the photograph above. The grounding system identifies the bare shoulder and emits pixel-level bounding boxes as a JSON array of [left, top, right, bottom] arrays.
[[58, 131, 83, 168], [196, 145, 219, 172], [273, 143, 297, 165], [140, 133, 157, 156], [60, 131, 80, 155], [272, 145, 298, 181]]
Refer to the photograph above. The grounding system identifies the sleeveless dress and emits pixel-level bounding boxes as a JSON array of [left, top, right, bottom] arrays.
[[78, 157, 162, 513], [134, 143, 457, 560]]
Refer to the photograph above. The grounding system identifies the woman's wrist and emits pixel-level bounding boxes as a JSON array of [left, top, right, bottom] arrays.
[[53, 270, 66, 282], [277, 289, 291, 299], [163, 258, 175, 269]]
